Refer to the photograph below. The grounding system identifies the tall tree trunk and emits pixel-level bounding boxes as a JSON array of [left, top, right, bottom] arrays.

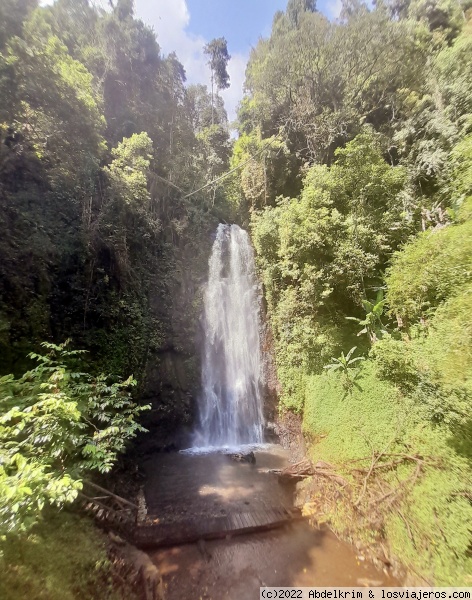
[[211, 69, 214, 126]]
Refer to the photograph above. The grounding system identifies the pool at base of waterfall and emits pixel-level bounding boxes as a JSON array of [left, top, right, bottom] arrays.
[[180, 442, 274, 455], [141, 445, 399, 599], [141, 444, 292, 522]]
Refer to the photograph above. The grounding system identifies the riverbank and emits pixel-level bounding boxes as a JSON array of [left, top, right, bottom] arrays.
[[151, 520, 397, 600], [275, 360, 472, 586]]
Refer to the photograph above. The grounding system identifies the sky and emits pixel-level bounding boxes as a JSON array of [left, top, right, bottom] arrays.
[[41, 0, 343, 125]]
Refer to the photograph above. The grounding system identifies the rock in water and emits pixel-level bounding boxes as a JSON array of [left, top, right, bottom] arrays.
[[228, 451, 256, 464]]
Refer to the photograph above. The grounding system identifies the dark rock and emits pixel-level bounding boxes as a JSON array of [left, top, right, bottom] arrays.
[[228, 451, 256, 464]]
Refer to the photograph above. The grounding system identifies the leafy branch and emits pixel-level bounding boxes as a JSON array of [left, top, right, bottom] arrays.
[[0, 340, 150, 535]]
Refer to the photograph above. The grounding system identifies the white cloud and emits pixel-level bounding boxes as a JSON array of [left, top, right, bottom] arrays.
[[134, 0, 245, 126], [325, 0, 343, 19], [40, 0, 109, 7]]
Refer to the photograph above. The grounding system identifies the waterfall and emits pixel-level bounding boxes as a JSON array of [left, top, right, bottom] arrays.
[[194, 224, 265, 448]]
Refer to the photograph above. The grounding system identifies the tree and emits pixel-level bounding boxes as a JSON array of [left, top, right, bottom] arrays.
[[243, 7, 424, 164], [234, 129, 292, 210], [104, 132, 153, 208], [100, 132, 160, 279], [4, 10, 106, 188], [287, 0, 317, 27], [203, 37, 230, 125], [115, 0, 133, 21], [0, 0, 37, 50], [186, 83, 227, 130]]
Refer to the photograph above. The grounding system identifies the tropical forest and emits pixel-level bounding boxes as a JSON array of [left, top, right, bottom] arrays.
[[0, 0, 471, 598]]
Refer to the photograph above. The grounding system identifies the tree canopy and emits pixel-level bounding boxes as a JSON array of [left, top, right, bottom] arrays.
[[204, 37, 231, 91]]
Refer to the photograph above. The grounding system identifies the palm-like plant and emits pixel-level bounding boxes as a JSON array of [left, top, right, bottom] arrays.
[[324, 346, 365, 374], [346, 290, 387, 344], [324, 346, 365, 396]]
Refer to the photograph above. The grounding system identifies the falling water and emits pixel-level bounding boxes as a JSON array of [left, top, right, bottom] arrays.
[[194, 224, 265, 448]]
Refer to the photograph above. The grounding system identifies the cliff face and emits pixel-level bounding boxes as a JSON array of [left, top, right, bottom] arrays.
[[0, 137, 217, 449], [139, 226, 216, 449], [260, 316, 281, 425], [0, 157, 277, 450]]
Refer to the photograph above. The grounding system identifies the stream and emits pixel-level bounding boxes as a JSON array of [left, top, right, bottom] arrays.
[[141, 446, 397, 599]]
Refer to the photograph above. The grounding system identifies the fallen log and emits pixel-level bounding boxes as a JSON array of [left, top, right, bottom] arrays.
[[278, 459, 315, 483], [274, 459, 349, 487], [82, 480, 139, 510]]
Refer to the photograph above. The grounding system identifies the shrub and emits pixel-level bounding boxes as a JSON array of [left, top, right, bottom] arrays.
[[386, 219, 472, 323], [419, 284, 472, 391], [0, 341, 149, 535], [370, 336, 419, 392], [0, 512, 139, 600]]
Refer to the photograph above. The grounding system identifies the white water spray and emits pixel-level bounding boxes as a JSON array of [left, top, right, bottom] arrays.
[[193, 224, 265, 448]]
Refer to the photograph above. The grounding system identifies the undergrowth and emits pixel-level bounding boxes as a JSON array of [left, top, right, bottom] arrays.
[[302, 362, 472, 586], [0, 512, 139, 600]]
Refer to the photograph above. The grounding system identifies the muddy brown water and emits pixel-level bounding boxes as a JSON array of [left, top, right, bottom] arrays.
[[141, 446, 397, 599]]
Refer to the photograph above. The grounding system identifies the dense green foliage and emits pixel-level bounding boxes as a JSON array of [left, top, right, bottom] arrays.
[[303, 364, 472, 585], [0, 512, 139, 600], [0, 341, 147, 535], [251, 128, 410, 409], [0, 0, 232, 578], [386, 219, 472, 323], [238, 0, 472, 584]]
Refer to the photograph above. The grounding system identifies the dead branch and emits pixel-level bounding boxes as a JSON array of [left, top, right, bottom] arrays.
[[83, 480, 139, 510], [397, 510, 415, 546], [354, 447, 376, 507], [315, 470, 349, 487], [352, 454, 429, 473], [354, 448, 427, 508]]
